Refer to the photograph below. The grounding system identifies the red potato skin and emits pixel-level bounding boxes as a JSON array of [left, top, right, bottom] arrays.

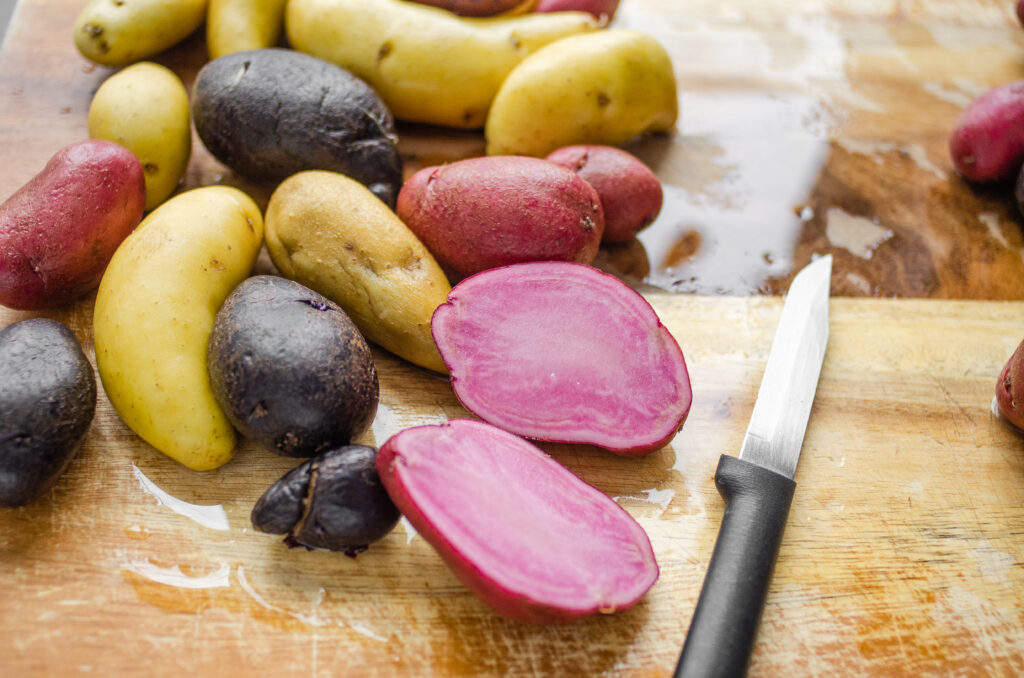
[[997, 338, 1024, 431], [0, 140, 145, 310], [534, 0, 619, 19], [406, 0, 530, 15], [545, 144, 663, 243], [949, 81, 1024, 183], [396, 156, 604, 281]]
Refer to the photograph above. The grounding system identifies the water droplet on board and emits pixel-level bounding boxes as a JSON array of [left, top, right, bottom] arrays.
[[131, 462, 230, 531]]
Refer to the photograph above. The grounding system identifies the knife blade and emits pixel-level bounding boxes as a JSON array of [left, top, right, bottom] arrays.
[[673, 254, 832, 678]]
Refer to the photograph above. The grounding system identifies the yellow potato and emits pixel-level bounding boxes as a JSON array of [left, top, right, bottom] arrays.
[[88, 62, 191, 211], [74, 0, 208, 67], [285, 0, 599, 128], [265, 171, 450, 373], [485, 29, 679, 157], [93, 187, 264, 471], [206, 0, 288, 59]]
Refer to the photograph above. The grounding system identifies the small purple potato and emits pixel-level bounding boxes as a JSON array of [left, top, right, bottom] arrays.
[[546, 144, 663, 243], [406, 0, 530, 16], [252, 445, 400, 555], [192, 49, 402, 206], [535, 0, 619, 19], [397, 156, 604, 280], [207, 276, 378, 458], [0, 319, 96, 507]]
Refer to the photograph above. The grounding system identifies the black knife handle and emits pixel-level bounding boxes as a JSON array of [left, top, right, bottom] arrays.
[[673, 455, 797, 678]]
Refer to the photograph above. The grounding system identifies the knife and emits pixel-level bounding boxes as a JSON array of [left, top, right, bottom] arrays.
[[673, 254, 832, 678]]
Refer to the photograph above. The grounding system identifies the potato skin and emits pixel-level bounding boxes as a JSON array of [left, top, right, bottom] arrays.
[[193, 49, 402, 206], [207, 0, 288, 59], [408, 0, 532, 16], [0, 140, 145, 310], [397, 156, 604, 280], [0, 319, 96, 508], [485, 29, 678, 157], [286, 0, 598, 128], [996, 338, 1024, 431], [949, 81, 1024, 183], [73, 0, 207, 67], [88, 62, 191, 211], [207, 276, 379, 457], [265, 171, 451, 373], [546, 145, 663, 243], [534, 0, 619, 18], [93, 186, 264, 471]]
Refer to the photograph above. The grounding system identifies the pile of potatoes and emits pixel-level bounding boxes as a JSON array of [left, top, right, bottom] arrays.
[[0, 0, 688, 622]]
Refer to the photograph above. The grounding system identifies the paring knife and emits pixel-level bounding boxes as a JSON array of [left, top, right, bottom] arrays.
[[673, 255, 833, 678]]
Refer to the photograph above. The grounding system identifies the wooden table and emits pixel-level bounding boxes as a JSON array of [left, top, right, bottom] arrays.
[[1, 1, 1023, 676]]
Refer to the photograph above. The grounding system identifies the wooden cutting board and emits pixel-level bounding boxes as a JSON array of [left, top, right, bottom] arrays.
[[1, 1, 1024, 676]]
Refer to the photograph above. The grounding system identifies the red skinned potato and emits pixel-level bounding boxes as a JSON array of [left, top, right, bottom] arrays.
[[407, 0, 533, 15], [996, 337, 1024, 431], [431, 261, 691, 454], [535, 0, 619, 19], [949, 80, 1024, 182], [0, 140, 145, 310], [546, 144, 663, 243], [377, 419, 659, 624], [397, 156, 604, 280]]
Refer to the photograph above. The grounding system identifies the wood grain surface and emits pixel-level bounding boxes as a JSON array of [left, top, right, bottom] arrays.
[[1, 1, 1024, 677]]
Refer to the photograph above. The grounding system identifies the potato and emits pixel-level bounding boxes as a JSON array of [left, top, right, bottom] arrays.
[[0, 319, 96, 508], [192, 49, 402, 206], [207, 276, 379, 458], [88, 62, 191, 211], [377, 420, 659, 623], [485, 29, 678, 157], [432, 262, 691, 455], [93, 186, 264, 471], [0, 140, 145, 310], [207, 0, 287, 59], [406, 0, 534, 16], [285, 0, 598, 128], [546, 144, 663, 243], [534, 0, 619, 19], [996, 337, 1024, 431], [396, 156, 604, 280], [74, 0, 208, 67], [264, 171, 450, 373], [949, 81, 1024, 183]]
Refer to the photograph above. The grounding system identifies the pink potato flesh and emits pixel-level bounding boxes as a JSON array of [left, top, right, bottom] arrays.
[[376, 418, 659, 624], [0, 140, 145, 310], [405, 0, 526, 15], [997, 338, 1024, 431], [949, 80, 1024, 183], [396, 156, 604, 281], [546, 144, 663, 243], [431, 261, 692, 454], [534, 0, 620, 19]]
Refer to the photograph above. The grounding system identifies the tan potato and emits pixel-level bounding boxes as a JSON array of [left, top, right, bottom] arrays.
[[485, 29, 678, 157], [74, 0, 208, 67], [285, 0, 598, 128], [93, 186, 264, 471], [264, 171, 451, 373], [88, 62, 191, 211], [206, 0, 288, 59]]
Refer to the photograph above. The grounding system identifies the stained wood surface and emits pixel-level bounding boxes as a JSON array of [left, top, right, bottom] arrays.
[[1, 1, 1024, 677]]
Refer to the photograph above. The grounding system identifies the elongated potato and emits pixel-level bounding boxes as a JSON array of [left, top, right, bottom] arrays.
[[74, 0, 208, 67], [285, 0, 598, 128], [486, 29, 678, 157], [206, 0, 288, 59], [88, 62, 191, 210], [94, 187, 264, 471], [265, 171, 450, 373]]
